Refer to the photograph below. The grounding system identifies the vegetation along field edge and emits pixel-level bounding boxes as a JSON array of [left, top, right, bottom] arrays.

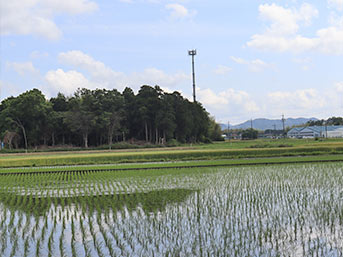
[[1, 154, 343, 174], [2, 145, 343, 168]]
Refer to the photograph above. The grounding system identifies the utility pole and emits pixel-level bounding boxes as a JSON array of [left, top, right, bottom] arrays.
[[282, 114, 286, 137], [188, 49, 197, 102], [250, 119, 253, 129], [227, 120, 230, 140], [325, 121, 328, 138], [273, 124, 276, 138]]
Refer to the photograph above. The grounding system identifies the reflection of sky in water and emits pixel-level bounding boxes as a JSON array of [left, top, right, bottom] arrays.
[[0, 163, 343, 256]]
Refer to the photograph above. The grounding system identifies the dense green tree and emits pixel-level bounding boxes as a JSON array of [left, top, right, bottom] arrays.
[[208, 117, 224, 141], [0, 89, 49, 150], [190, 102, 210, 142], [64, 89, 96, 148], [92, 89, 124, 148], [0, 85, 217, 149], [170, 92, 192, 143], [242, 128, 258, 140], [50, 93, 71, 145], [157, 93, 176, 142], [326, 117, 343, 125], [306, 120, 324, 126], [306, 117, 343, 126], [122, 87, 140, 140], [136, 85, 162, 143]]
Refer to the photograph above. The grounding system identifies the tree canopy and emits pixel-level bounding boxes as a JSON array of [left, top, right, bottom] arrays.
[[306, 117, 343, 126], [0, 86, 218, 149], [241, 128, 258, 140]]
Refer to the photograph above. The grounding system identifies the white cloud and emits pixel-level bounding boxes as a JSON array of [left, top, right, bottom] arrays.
[[230, 56, 270, 72], [41, 0, 97, 15], [264, 86, 343, 119], [219, 89, 260, 112], [334, 81, 343, 92], [197, 88, 259, 113], [6, 61, 39, 76], [258, 3, 317, 36], [197, 88, 228, 107], [315, 26, 343, 54], [165, 3, 196, 20], [59, 50, 123, 82], [54, 50, 189, 93], [268, 89, 326, 111], [214, 65, 232, 75], [247, 34, 318, 53], [328, 0, 343, 11], [44, 69, 97, 96], [258, 4, 298, 36], [196, 87, 261, 124], [0, 0, 97, 40], [247, 3, 343, 55], [299, 3, 319, 26], [196, 84, 343, 124], [131, 68, 189, 88]]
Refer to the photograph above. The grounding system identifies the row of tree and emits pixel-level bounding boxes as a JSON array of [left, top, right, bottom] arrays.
[[306, 117, 343, 126], [0, 86, 223, 150]]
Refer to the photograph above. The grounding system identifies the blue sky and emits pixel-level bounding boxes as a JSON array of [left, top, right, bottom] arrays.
[[1, 0, 343, 124]]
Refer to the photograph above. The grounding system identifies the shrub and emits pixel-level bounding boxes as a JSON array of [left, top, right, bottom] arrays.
[[166, 139, 180, 147]]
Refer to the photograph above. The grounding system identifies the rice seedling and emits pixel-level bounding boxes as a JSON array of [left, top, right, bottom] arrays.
[[0, 162, 343, 256]]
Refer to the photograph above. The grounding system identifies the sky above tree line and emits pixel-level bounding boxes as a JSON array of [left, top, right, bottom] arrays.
[[1, 0, 343, 124]]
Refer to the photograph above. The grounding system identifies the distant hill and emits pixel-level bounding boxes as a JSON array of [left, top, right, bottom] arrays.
[[220, 117, 318, 131]]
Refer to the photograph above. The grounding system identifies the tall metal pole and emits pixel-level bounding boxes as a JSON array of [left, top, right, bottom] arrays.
[[282, 114, 285, 138], [188, 49, 197, 102], [227, 120, 230, 140], [325, 121, 328, 138]]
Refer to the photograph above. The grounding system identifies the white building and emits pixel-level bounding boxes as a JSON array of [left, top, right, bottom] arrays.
[[287, 125, 343, 138], [326, 127, 343, 138]]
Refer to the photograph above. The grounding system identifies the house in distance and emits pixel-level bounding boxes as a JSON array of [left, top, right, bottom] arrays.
[[287, 125, 343, 139]]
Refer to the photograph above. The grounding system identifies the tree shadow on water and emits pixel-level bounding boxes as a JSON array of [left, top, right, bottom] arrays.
[[0, 188, 195, 217]]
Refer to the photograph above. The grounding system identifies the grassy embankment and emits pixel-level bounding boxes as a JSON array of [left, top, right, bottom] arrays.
[[1, 138, 343, 170]]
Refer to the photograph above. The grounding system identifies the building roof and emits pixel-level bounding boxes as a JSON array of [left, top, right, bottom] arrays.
[[288, 125, 343, 135], [288, 127, 302, 133]]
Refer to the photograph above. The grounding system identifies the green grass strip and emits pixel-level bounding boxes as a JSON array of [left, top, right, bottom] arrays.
[[2, 145, 343, 168], [1, 154, 343, 175]]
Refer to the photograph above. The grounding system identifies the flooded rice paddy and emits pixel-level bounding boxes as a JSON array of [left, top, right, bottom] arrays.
[[0, 163, 343, 256]]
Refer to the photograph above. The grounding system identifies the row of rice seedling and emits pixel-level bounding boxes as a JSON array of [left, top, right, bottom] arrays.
[[0, 163, 343, 256]]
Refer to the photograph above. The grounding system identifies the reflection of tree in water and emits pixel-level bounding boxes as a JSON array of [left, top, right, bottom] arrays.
[[0, 188, 195, 216]]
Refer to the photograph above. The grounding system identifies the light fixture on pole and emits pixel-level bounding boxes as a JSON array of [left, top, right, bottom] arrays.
[[188, 49, 197, 102]]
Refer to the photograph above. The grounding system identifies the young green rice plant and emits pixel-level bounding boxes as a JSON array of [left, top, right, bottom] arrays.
[[23, 236, 30, 257], [94, 236, 106, 257], [80, 217, 93, 257], [47, 229, 54, 257], [35, 237, 41, 257], [2, 162, 343, 255]]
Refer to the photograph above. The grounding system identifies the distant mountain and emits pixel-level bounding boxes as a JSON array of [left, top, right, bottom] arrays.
[[220, 117, 318, 131]]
